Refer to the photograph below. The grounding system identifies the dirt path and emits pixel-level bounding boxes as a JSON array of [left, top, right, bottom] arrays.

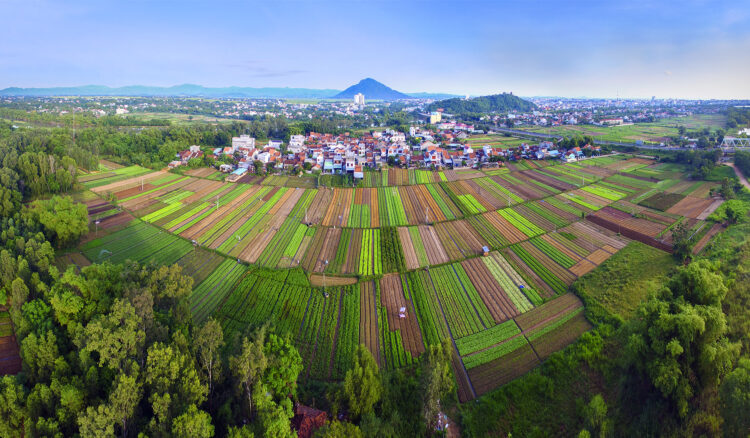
[[728, 163, 750, 190]]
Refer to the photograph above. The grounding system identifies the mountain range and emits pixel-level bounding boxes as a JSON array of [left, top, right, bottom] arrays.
[[0, 79, 459, 100]]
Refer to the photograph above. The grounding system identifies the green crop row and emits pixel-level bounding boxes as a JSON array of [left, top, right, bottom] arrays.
[[429, 266, 486, 339], [499, 208, 545, 237], [455, 319, 520, 356], [509, 244, 567, 295], [215, 188, 288, 253], [406, 271, 448, 346], [527, 201, 568, 227], [425, 184, 458, 220], [530, 237, 576, 269], [196, 186, 272, 245], [474, 177, 523, 204], [452, 264, 495, 328], [409, 227, 429, 267], [190, 259, 244, 323], [581, 184, 626, 201], [482, 256, 534, 312], [332, 286, 360, 377], [561, 192, 601, 211], [257, 215, 308, 268], [462, 334, 529, 369], [380, 227, 406, 273], [466, 215, 510, 249], [526, 307, 584, 342], [164, 202, 210, 230], [457, 194, 487, 215], [281, 224, 309, 262]]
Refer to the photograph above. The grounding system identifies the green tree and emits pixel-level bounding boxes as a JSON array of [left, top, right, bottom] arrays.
[[145, 342, 208, 436], [0, 376, 26, 438], [20, 330, 59, 383], [720, 177, 736, 200], [670, 221, 692, 262], [80, 298, 145, 372], [720, 358, 750, 438], [78, 404, 115, 438], [420, 339, 455, 432], [252, 383, 295, 438], [623, 261, 740, 417], [231, 326, 269, 417], [171, 404, 214, 438], [582, 394, 611, 438], [195, 317, 224, 400], [342, 344, 382, 419], [26, 196, 89, 248], [314, 420, 363, 438], [109, 370, 142, 438], [227, 425, 256, 438], [725, 204, 742, 224], [263, 332, 303, 399]]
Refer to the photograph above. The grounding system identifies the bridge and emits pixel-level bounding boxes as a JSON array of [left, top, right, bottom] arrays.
[[720, 137, 750, 153]]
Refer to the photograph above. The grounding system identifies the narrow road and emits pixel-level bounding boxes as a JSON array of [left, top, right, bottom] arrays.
[[727, 163, 750, 190]]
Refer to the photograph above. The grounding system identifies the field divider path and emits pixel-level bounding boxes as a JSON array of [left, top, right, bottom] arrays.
[[426, 268, 477, 400], [520, 325, 542, 362]]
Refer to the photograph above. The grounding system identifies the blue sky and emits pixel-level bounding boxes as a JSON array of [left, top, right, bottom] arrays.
[[1, 0, 749, 98]]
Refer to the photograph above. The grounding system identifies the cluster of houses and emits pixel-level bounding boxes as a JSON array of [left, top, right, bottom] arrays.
[[171, 128, 602, 179]]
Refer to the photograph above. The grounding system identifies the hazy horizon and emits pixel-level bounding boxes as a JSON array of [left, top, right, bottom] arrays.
[[2, 0, 749, 100]]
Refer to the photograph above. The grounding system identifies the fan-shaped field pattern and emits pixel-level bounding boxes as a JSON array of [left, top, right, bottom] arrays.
[[76, 155, 719, 400]]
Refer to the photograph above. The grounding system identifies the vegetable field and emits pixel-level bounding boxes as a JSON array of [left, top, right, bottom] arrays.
[[73, 155, 719, 400]]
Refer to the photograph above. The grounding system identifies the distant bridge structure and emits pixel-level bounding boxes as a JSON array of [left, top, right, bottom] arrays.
[[720, 137, 750, 153]]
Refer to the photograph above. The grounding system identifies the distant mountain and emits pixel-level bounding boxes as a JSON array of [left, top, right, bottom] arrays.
[[333, 78, 410, 101], [0, 84, 341, 99], [427, 93, 537, 114]]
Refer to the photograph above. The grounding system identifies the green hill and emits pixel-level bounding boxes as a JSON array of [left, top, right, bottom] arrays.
[[427, 92, 536, 114]]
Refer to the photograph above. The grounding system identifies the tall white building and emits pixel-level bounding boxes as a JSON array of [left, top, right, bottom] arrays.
[[231, 134, 255, 151], [354, 93, 365, 106]]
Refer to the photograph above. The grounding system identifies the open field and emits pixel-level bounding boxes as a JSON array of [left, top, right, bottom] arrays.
[[517, 114, 726, 144], [464, 134, 535, 149]]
